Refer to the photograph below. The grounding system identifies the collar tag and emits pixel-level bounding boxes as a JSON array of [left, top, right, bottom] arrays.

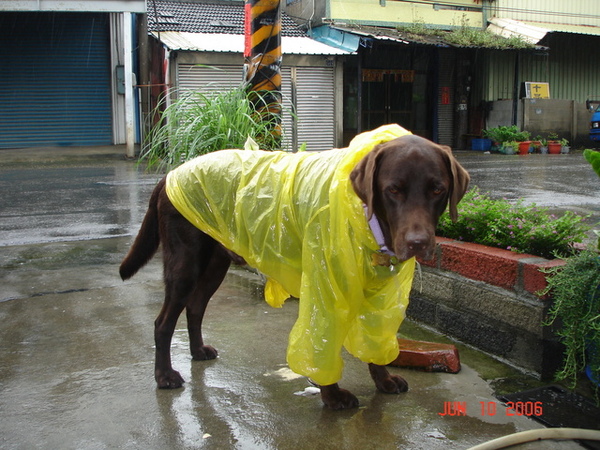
[[371, 251, 399, 267]]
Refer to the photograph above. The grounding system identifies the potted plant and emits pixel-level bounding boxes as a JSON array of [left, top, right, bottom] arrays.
[[539, 138, 548, 154], [560, 138, 571, 154], [500, 140, 517, 155], [483, 126, 521, 151], [532, 136, 543, 153], [518, 140, 532, 155], [515, 130, 532, 155], [547, 132, 562, 154]]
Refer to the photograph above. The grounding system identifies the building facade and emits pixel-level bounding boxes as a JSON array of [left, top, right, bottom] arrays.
[[287, 0, 600, 147], [0, 0, 144, 154]]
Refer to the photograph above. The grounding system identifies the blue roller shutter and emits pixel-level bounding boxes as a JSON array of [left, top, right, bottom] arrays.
[[0, 12, 112, 149]]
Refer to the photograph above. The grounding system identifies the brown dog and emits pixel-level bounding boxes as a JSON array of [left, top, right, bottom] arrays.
[[120, 131, 469, 409]]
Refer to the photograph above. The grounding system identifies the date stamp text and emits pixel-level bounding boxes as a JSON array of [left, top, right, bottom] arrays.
[[438, 401, 544, 417]]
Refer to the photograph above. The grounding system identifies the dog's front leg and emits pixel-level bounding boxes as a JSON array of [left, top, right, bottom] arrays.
[[319, 384, 360, 410], [369, 363, 408, 394]]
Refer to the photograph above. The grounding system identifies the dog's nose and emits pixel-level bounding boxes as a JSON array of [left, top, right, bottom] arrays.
[[405, 231, 431, 257]]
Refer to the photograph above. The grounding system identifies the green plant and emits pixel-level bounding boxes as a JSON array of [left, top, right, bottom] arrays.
[[584, 149, 600, 176], [499, 141, 518, 154], [436, 187, 590, 259], [584, 149, 600, 251], [541, 250, 600, 391], [539, 149, 600, 395], [548, 132, 559, 141], [483, 125, 527, 144], [398, 17, 533, 49], [560, 138, 570, 147], [140, 84, 282, 171], [514, 130, 531, 142]]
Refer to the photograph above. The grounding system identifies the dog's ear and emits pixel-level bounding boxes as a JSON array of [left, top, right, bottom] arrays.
[[438, 145, 470, 222], [350, 144, 387, 219]]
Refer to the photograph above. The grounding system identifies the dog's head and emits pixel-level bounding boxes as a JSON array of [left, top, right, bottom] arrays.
[[350, 135, 469, 262]]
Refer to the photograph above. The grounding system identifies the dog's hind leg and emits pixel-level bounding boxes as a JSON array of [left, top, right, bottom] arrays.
[[186, 243, 231, 362], [154, 294, 187, 389], [154, 204, 223, 388]]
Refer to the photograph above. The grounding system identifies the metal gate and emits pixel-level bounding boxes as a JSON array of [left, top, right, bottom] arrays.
[[0, 12, 112, 149]]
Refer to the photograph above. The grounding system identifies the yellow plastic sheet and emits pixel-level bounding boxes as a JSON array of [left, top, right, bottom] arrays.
[[166, 124, 416, 385]]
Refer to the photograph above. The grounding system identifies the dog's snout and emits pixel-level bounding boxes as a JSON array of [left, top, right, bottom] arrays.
[[406, 231, 428, 250], [396, 229, 434, 261]]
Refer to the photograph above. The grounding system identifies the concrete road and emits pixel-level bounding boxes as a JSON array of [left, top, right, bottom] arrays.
[[0, 146, 593, 449], [456, 151, 600, 226]]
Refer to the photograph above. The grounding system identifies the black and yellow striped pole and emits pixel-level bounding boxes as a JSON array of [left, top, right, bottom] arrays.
[[244, 0, 282, 142]]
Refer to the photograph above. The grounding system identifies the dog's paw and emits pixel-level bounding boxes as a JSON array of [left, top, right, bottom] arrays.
[[192, 345, 218, 361], [369, 363, 409, 394], [375, 374, 409, 394], [156, 369, 185, 389], [320, 384, 360, 410]]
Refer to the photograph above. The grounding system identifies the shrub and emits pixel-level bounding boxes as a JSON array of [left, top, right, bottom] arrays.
[[541, 250, 600, 391], [483, 125, 529, 144], [436, 187, 590, 259], [140, 84, 282, 171]]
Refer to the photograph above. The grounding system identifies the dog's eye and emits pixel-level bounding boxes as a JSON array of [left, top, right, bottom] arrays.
[[432, 188, 443, 195], [388, 186, 401, 195]]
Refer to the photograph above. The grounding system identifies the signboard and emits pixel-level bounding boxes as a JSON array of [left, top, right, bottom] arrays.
[[524, 82, 550, 99]]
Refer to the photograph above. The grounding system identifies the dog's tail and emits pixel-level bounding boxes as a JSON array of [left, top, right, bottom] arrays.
[[119, 178, 164, 281]]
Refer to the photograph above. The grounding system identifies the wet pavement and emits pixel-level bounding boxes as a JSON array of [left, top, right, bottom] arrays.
[[1, 146, 598, 449], [457, 151, 600, 227]]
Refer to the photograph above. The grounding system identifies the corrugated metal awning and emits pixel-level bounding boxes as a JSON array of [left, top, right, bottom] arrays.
[[151, 31, 352, 55], [488, 17, 600, 44], [487, 18, 548, 44]]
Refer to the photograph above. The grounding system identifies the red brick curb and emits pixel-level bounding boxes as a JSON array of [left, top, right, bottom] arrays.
[[419, 237, 565, 297]]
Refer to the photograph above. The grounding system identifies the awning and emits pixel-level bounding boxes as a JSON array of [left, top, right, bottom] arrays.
[[487, 18, 548, 44], [151, 31, 352, 55], [308, 24, 547, 51], [487, 17, 600, 44], [308, 25, 451, 52]]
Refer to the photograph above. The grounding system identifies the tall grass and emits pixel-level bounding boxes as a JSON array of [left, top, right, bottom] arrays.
[[140, 84, 282, 171]]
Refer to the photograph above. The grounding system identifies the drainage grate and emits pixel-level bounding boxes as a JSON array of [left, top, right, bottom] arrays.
[[499, 385, 600, 450]]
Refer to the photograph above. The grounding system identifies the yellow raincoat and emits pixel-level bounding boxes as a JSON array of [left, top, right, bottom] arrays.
[[166, 124, 416, 386]]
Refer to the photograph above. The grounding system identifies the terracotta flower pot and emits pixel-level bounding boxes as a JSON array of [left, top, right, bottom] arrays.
[[518, 141, 531, 155], [548, 141, 562, 154]]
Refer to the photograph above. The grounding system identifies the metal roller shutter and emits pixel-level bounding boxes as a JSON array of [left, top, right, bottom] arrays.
[[0, 12, 112, 149], [280, 66, 294, 152], [177, 63, 334, 152], [295, 66, 335, 152], [177, 64, 244, 95]]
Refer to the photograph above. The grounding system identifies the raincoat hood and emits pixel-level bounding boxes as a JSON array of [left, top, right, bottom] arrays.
[[166, 124, 416, 385]]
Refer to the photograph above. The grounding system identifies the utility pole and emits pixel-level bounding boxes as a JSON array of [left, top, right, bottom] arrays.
[[244, 0, 282, 142]]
